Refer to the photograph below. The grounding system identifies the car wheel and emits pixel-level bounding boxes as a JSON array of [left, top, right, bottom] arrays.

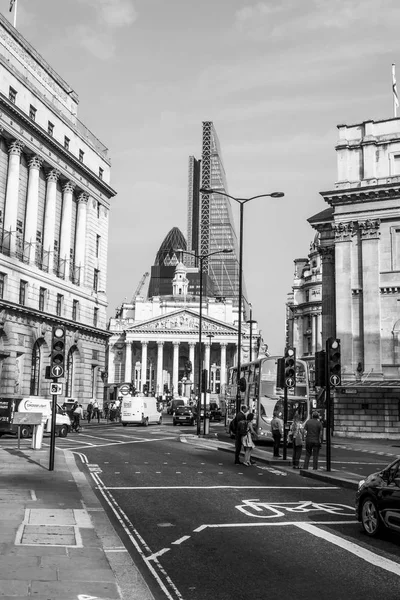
[[58, 425, 68, 438], [361, 497, 382, 537], [143, 418, 149, 427], [158, 416, 162, 425], [173, 421, 177, 426], [122, 423, 127, 427]]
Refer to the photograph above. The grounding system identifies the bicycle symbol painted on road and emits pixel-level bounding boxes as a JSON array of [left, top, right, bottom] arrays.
[[236, 500, 354, 519]]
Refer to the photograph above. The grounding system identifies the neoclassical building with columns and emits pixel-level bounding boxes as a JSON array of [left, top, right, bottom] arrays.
[[108, 253, 258, 400], [0, 15, 115, 404]]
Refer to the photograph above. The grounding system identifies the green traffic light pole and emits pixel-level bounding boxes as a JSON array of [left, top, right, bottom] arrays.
[[49, 377, 58, 471]]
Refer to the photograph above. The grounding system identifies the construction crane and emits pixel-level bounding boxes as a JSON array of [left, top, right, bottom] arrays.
[[132, 272, 149, 302]]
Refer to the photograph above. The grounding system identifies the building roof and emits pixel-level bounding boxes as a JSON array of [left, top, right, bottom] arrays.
[[307, 207, 334, 225], [154, 227, 187, 266]]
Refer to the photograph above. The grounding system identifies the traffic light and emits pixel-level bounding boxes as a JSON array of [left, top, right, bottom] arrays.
[[276, 357, 285, 389], [284, 347, 296, 388], [314, 350, 326, 387], [239, 377, 247, 392], [327, 338, 341, 387], [201, 369, 208, 392], [143, 383, 148, 394], [50, 325, 66, 377]]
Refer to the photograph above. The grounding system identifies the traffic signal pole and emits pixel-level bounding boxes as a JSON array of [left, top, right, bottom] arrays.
[[325, 352, 331, 472], [283, 385, 288, 461], [49, 378, 58, 471]]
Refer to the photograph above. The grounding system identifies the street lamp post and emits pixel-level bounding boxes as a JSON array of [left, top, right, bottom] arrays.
[[206, 332, 214, 392], [175, 247, 233, 435], [200, 187, 284, 413], [246, 303, 256, 363]]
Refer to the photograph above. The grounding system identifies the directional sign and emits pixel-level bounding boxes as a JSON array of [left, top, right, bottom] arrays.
[[119, 383, 131, 395], [330, 374, 341, 387], [285, 377, 295, 389], [50, 383, 62, 395], [50, 365, 64, 378]]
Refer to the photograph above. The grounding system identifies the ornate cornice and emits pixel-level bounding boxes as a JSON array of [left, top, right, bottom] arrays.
[[322, 184, 400, 205]]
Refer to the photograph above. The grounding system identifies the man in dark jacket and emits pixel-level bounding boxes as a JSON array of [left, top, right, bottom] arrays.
[[303, 411, 323, 470], [231, 405, 249, 464]]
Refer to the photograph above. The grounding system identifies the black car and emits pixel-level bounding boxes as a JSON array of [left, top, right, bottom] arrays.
[[172, 406, 195, 426], [355, 457, 400, 537], [209, 402, 222, 421]]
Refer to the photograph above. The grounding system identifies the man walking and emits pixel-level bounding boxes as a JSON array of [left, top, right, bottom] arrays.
[[231, 404, 249, 465], [271, 411, 284, 457], [303, 411, 323, 470]]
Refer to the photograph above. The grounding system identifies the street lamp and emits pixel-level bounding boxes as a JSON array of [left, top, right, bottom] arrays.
[[200, 187, 284, 413], [175, 247, 233, 435]]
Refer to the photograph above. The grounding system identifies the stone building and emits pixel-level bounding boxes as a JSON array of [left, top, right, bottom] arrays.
[[0, 15, 115, 404], [309, 118, 400, 438]]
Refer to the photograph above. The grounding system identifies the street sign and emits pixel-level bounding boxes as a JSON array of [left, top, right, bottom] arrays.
[[50, 365, 64, 378], [50, 383, 62, 395], [330, 374, 341, 387], [119, 383, 131, 395], [285, 377, 295, 388]]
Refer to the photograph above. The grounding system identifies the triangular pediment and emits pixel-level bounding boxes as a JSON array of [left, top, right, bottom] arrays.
[[126, 309, 238, 335]]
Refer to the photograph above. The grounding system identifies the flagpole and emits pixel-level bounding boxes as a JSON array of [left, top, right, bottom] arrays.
[[13, 0, 17, 28], [392, 63, 399, 118]]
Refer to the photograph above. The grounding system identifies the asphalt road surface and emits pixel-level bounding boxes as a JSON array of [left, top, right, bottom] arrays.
[[31, 416, 400, 600]]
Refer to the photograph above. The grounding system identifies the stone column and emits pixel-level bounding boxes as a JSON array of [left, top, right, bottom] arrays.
[[319, 246, 336, 342], [189, 342, 195, 373], [204, 342, 211, 379], [312, 314, 317, 354], [220, 343, 227, 387], [172, 341, 179, 393], [125, 341, 132, 383], [108, 347, 115, 385], [157, 341, 164, 396], [4, 140, 24, 255], [359, 219, 382, 375], [316, 313, 322, 351], [334, 222, 354, 373], [141, 341, 148, 392], [43, 169, 60, 273], [59, 181, 75, 276], [24, 156, 44, 264], [75, 193, 89, 285]]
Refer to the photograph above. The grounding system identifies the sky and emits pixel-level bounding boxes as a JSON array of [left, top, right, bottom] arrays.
[[3, 0, 400, 355]]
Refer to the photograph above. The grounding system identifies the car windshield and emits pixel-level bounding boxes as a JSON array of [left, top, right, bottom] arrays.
[[176, 407, 191, 414]]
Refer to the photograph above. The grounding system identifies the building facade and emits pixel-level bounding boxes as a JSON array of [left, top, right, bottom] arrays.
[[0, 15, 115, 405], [309, 118, 400, 438]]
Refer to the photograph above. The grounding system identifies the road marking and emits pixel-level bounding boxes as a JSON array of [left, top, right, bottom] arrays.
[[171, 535, 191, 545], [296, 523, 400, 576], [30, 490, 37, 501], [62, 437, 176, 451], [104, 485, 339, 490], [194, 520, 358, 532], [147, 547, 170, 561]]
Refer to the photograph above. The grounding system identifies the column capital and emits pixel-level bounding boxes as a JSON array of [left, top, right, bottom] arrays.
[[46, 168, 60, 183], [28, 155, 44, 170], [220, 342, 228, 348], [358, 219, 381, 240], [8, 139, 24, 156], [333, 221, 355, 242], [188, 341, 196, 347], [173, 341, 180, 347], [157, 340, 164, 347], [77, 192, 89, 204], [125, 340, 132, 346], [142, 340, 149, 347], [318, 245, 335, 262], [62, 181, 76, 194]]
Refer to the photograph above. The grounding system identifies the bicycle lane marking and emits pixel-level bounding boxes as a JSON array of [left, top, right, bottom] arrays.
[[295, 522, 400, 576]]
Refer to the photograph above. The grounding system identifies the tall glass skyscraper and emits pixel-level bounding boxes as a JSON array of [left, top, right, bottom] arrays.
[[187, 121, 246, 306]]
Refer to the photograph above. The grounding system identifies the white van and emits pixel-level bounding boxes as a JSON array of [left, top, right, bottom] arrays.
[[121, 395, 162, 427]]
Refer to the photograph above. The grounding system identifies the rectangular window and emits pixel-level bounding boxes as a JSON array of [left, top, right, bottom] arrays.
[[19, 280, 27, 306], [64, 136, 70, 150], [0, 273, 6, 299], [16, 220, 23, 234], [72, 299, 79, 321], [48, 121, 54, 136], [79, 149, 84, 162], [96, 235, 100, 258], [93, 269, 99, 292], [56, 293, 63, 317], [9, 86, 17, 104], [93, 307, 99, 327], [29, 105, 37, 121], [97, 202, 100, 219], [99, 167, 104, 180], [39, 287, 46, 311]]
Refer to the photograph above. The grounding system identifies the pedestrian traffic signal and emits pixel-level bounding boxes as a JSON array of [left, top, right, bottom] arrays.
[[276, 357, 285, 389], [201, 369, 208, 392], [314, 350, 326, 387], [50, 325, 66, 377], [327, 338, 341, 387], [239, 377, 247, 392], [284, 347, 296, 388], [143, 383, 148, 393]]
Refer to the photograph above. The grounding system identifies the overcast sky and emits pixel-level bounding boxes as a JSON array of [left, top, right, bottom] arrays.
[[4, 0, 400, 354]]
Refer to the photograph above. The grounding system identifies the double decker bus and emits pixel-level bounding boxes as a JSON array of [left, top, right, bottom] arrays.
[[224, 356, 311, 443]]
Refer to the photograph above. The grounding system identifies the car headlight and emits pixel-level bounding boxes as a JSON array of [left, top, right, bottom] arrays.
[[358, 479, 365, 490]]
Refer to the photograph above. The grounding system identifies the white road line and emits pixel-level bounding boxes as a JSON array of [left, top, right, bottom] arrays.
[[61, 436, 176, 450], [194, 520, 358, 533], [30, 490, 37, 501], [147, 548, 170, 560], [171, 536, 191, 545], [296, 523, 400, 576], [104, 485, 339, 490]]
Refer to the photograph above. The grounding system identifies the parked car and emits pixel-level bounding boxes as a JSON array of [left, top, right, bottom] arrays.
[[172, 406, 195, 426], [209, 402, 222, 421], [356, 457, 400, 537], [167, 398, 188, 415]]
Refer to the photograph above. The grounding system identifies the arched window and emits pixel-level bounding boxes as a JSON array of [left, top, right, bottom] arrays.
[[30, 341, 41, 395], [66, 346, 75, 398]]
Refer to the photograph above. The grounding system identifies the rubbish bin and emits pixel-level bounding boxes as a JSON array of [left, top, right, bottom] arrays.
[[204, 417, 210, 435]]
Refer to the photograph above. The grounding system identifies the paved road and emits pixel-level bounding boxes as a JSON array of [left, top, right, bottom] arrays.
[[16, 415, 398, 600]]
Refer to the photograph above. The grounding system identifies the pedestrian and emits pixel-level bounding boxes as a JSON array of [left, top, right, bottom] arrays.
[[289, 411, 304, 469], [72, 403, 83, 432], [92, 399, 100, 422], [231, 404, 249, 465], [86, 402, 93, 423], [271, 410, 283, 457], [242, 412, 256, 466], [303, 411, 323, 470], [103, 401, 109, 421], [109, 402, 116, 422]]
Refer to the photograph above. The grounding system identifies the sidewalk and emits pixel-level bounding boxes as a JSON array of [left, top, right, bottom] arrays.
[[0, 441, 155, 600], [180, 433, 400, 491]]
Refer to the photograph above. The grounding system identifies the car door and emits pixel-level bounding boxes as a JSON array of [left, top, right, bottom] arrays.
[[379, 459, 400, 532]]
